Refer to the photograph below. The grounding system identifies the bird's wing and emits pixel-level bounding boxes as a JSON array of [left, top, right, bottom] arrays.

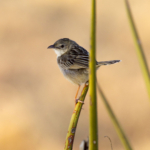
[[57, 46, 90, 69]]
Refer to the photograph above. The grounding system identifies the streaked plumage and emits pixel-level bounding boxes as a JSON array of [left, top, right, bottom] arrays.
[[48, 38, 120, 103], [48, 38, 120, 85]]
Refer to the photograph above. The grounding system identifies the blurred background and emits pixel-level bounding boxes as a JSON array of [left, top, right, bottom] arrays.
[[0, 0, 150, 150]]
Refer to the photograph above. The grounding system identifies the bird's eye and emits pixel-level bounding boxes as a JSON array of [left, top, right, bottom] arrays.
[[61, 45, 64, 48]]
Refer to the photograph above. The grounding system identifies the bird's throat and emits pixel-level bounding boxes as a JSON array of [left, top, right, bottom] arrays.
[[53, 49, 67, 57]]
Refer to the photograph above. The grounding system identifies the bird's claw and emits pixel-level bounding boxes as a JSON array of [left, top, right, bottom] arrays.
[[75, 99, 84, 104]]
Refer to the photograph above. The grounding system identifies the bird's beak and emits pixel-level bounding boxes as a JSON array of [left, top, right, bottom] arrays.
[[47, 45, 55, 49]]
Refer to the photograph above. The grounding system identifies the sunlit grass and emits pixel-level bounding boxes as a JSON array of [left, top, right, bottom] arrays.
[[125, 0, 150, 101]]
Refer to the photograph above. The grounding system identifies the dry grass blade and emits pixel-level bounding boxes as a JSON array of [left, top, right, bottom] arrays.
[[97, 84, 133, 150], [125, 0, 150, 101]]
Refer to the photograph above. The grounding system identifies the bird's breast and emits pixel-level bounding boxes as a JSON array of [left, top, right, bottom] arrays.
[[58, 67, 89, 85]]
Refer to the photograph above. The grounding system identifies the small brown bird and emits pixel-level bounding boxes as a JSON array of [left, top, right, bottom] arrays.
[[48, 38, 120, 104]]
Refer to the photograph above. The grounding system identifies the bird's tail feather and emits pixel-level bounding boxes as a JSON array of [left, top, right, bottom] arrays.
[[97, 60, 121, 67]]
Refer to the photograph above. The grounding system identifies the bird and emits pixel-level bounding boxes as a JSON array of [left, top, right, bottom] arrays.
[[48, 38, 120, 104]]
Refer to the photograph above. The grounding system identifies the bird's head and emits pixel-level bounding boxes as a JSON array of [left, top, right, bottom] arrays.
[[47, 38, 77, 57]]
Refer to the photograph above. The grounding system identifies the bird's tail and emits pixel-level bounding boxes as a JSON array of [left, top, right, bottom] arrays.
[[96, 60, 121, 67]]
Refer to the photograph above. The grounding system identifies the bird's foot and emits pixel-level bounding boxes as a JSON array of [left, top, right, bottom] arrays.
[[75, 99, 84, 105], [85, 80, 89, 86]]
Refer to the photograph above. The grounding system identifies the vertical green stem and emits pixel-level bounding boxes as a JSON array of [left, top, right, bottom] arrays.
[[89, 0, 98, 150], [125, 0, 150, 100]]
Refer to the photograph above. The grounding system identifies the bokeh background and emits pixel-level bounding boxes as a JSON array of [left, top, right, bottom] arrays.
[[0, 0, 150, 150]]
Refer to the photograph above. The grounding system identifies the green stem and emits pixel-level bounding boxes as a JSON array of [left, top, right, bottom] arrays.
[[64, 84, 89, 150], [97, 84, 133, 150], [89, 0, 98, 150], [125, 0, 150, 100]]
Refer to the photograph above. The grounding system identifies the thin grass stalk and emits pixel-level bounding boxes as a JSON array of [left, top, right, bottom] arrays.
[[64, 84, 89, 150], [89, 0, 98, 150], [97, 84, 133, 150], [125, 0, 150, 100]]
